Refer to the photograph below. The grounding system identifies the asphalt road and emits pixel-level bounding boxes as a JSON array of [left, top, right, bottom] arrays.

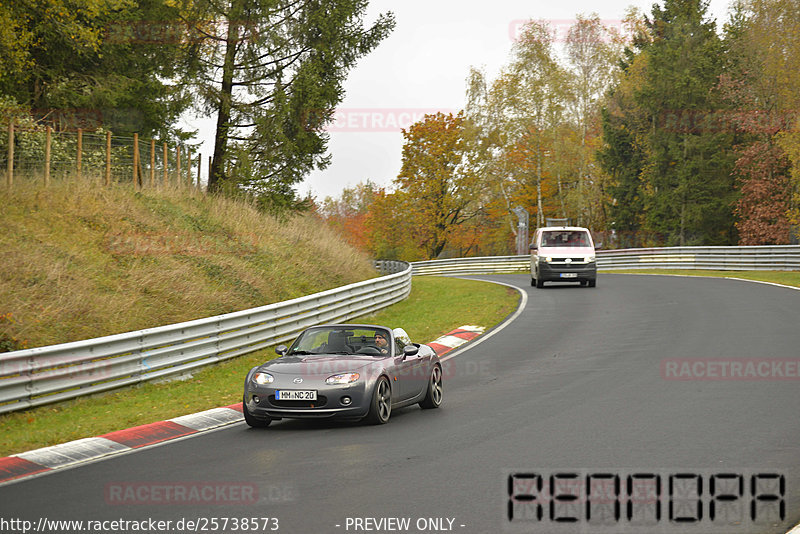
[[2, 273, 798, 534]]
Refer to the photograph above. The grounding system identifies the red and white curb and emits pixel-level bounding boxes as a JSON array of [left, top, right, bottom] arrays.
[[0, 404, 243, 486], [0, 326, 486, 487], [427, 326, 485, 356]]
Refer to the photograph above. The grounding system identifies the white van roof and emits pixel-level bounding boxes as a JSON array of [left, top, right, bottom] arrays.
[[538, 226, 591, 232]]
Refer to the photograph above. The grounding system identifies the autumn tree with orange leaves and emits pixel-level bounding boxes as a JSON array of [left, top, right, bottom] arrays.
[[391, 111, 484, 259]]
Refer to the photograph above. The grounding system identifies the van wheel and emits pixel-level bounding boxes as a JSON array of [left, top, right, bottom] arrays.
[[588, 279, 596, 288], [531, 276, 537, 287], [536, 278, 544, 288]]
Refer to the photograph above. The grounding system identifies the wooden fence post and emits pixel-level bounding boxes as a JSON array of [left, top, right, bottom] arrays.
[[207, 155, 211, 194], [149, 139, 155, 187], [133, 133, 140, 189], [187, 148, 193, 187], [175, 145, 181, 186], [45, 126, 52, 187], [104, 131, 111, 186], [196, 153, 201, 190], [162, 142, 168, 186], [76, 128, 82, 180], [6, 120, 12, 189]]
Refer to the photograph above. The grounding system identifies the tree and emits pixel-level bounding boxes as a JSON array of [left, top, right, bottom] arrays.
[[319, 180, 381, 250], [719, 0, 800, 243], [395, 112, 481, 259], [597, 12, 652, 247], [635, 0, 737, 245], [0, 0, 194, 138], [187, 0, 394, 209], [565, 14, 622, 228]]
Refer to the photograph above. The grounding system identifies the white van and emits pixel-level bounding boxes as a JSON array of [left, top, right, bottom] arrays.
[[529, 226, 597, 288]]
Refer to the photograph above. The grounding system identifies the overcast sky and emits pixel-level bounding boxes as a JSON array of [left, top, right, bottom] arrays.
[[182, 0, 734, 201]]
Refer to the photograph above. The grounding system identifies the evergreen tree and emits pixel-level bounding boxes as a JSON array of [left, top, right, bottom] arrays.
[[635, 0, 737, 245], [187, 0, 394, 209]]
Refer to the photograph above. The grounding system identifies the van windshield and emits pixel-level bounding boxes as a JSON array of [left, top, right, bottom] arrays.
[[542, 231, 590, 247]]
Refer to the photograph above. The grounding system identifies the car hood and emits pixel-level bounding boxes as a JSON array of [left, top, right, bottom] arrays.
[[260, 354, 384, 376], [538, 246, 594, 256]]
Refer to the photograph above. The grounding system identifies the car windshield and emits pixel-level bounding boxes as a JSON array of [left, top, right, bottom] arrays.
[[288, 327, 392, 356], [542, 231, 590, 247]]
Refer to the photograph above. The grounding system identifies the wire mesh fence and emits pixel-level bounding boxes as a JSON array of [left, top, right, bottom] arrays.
[[1, 121, 202, 189]]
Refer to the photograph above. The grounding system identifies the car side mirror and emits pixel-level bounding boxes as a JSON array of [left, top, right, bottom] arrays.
[[276, 345, 288, 356], [403, 345, 419, 358]]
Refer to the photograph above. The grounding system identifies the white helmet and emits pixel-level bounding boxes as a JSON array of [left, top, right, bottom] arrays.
[[392, 327, 411, 346]]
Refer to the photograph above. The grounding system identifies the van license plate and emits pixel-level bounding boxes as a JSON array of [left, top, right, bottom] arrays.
[[560, 273, 578, 278]]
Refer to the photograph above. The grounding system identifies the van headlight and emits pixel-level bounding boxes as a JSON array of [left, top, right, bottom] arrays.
[[544, 257, 553, 263], [585, 256, 595, 263]]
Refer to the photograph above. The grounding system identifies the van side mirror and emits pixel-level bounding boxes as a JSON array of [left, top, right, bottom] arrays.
[[529, 244, 537, 251]]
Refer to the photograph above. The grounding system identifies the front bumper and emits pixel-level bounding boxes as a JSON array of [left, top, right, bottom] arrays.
[[244, 381, 371, 420], [538, 261, 597, 282]]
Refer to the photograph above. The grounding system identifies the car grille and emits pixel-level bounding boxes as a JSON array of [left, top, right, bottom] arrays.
[[550, 258, 589, 266], [268, 395, 328, 408]]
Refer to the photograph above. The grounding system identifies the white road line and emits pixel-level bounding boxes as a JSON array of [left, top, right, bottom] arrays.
[[615, 272, 800, 291]]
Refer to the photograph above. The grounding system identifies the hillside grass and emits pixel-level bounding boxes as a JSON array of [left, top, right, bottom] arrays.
[[0, 178, 376, 350], [610, 269, 800, 288], [0, 276, 519, 456]]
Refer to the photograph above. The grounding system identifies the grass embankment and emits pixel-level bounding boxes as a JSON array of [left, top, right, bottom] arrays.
[[611, 269, 800, 288], [0, 180, 376, 350], [0, 276, 518, 456]]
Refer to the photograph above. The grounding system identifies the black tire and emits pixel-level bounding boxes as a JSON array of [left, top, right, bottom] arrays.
[[536, 278, 544, 289], [365, 377, 392, 425], [419, 364, 443, 409], [243, 398, 271, 428], [588, 279, 597, 288], [530, 276, 537, 287]]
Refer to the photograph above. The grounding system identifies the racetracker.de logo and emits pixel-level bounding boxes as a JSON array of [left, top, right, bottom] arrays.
[[304, 108, 455, 133], [661, 358, 800, 381], [104, 482, 259, 505]]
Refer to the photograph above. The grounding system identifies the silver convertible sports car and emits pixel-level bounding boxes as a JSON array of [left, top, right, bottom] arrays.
[[243, 324, 443, 426]]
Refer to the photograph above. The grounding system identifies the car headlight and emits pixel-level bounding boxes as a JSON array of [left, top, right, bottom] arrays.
[[252, 372, 274, 385], [585, 256, 596, 263], [325, 373, 360, 385], [544, 257, 553, 263]]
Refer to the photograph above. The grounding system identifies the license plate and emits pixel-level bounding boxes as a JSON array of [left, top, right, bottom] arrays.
[[276, 390, 317, 400], [560, 273, 578, 278]]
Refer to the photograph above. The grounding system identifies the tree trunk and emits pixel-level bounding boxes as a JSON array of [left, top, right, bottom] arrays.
[[208, 3, 241, 193]]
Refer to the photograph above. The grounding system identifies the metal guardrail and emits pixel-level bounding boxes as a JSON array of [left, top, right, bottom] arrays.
[[411, 255, 529, 275], [411, 246, 800, 275], [597, 245, 800, 271], [0, 263, 411, 415]]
